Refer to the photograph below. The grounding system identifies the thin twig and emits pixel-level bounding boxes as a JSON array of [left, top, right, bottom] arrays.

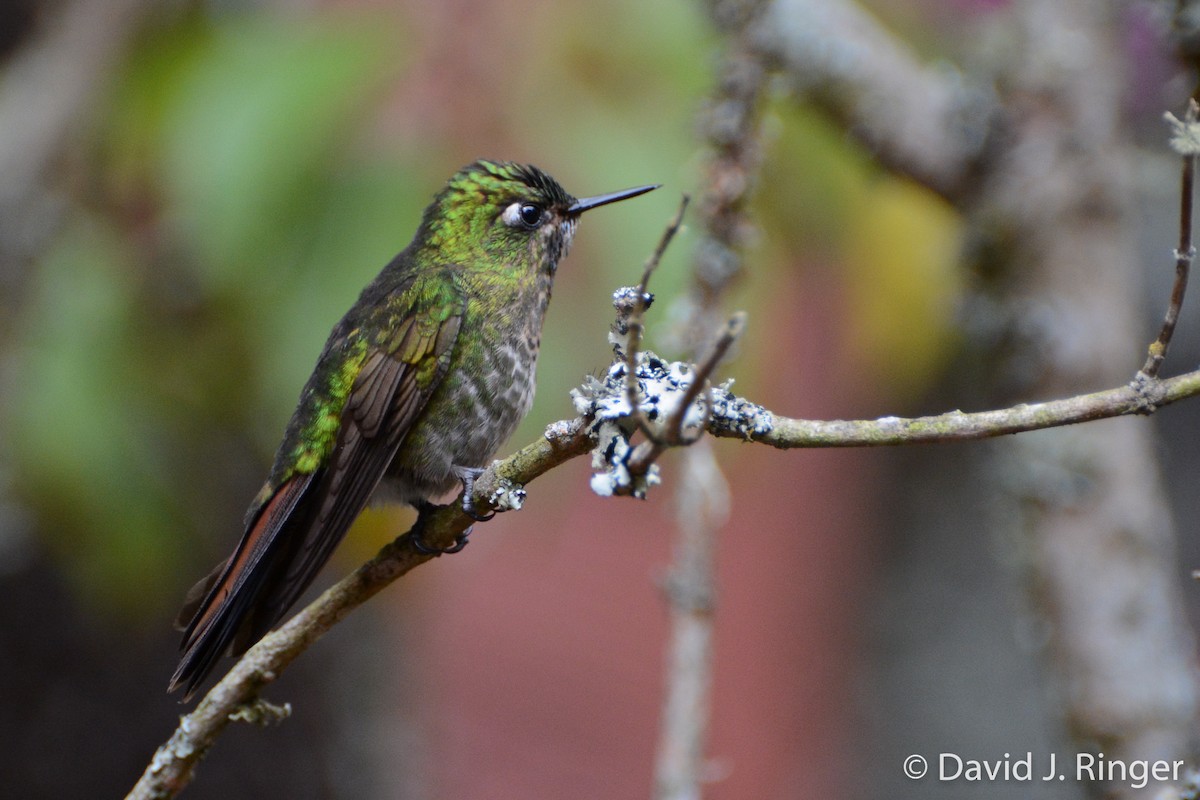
[[1141, 98, 1199, 378], [625, 195, 691, 438], [626, 312, 746, 478], [641, 195, 692, 295], [664, 312, 744, 445], [711, 369, 1200, 448]]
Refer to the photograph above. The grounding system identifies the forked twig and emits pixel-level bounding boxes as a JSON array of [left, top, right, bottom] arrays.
[[624, 313, 746, 479], [1142, 98, 1200, 378]]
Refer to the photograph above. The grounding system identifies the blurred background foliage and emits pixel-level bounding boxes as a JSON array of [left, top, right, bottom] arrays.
[[3, 0, 960, 623]]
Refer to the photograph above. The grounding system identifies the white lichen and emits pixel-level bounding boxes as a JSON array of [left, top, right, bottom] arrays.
[[544, 419, 575, 442], [228, 698, 292, 727], [608, 285, 655, 352], [709, 379, 773, 439], [1166, 106, 1200, 156], [488, 477, 527, 512], [570, 349, 768, 497]]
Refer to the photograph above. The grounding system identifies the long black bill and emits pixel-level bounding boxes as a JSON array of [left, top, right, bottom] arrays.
[[568, 184, 660, 215]]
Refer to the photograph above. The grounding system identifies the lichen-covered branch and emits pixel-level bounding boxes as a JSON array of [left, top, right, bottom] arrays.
[[130, 57, 1200, 789], [575, 349, 1200, 460], [617, 195, 691, 443]]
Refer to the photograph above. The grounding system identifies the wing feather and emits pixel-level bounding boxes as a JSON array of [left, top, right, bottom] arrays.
[[170, 279, 464, 699]]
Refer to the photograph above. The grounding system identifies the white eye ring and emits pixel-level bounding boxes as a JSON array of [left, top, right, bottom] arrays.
[[502, 202, 544, 229]]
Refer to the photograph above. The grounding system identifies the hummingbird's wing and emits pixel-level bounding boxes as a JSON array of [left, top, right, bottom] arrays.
[[170, 280, 464, 699]]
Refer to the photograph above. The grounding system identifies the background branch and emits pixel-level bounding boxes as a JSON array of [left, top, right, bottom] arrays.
[[733, 1, 1200, 792], [653, 1, 769, 797], [0, 0, 152, 300], [743, 0, 1000, 202], [973, 5, 1198, 791]]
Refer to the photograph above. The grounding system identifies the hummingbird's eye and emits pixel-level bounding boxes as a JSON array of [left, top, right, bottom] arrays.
[[502, 201, 545, 230], [520, 204, 543, 226]]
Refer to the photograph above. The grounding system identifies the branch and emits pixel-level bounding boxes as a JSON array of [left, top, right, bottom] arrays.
[[0, 0, 153, 281], [125, 420, 593, 800], [563, 346, 1200, 476], [709, 370, 1200, 449], [743, 0, 1000, 201], [626, 312, 745, 477]]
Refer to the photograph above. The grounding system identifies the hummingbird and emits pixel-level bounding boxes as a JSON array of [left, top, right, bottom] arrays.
[[169, 160, 657, 699]]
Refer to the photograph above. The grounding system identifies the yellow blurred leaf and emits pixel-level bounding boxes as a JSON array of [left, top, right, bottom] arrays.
[[842, 178, 963, 398]]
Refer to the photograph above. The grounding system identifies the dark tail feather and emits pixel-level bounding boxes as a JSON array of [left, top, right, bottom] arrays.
[[170, 400, 412, 699], [168, 473, 316, 700], [173, 558, 229, 632]]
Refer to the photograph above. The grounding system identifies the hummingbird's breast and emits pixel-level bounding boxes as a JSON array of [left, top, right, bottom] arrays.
[[378, 273, 551, 505]]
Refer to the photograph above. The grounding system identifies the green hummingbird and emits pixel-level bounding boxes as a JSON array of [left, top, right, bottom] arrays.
[[169, 160, 657, 699]]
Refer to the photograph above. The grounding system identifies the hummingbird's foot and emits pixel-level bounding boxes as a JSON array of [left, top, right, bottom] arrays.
[[462, 499, 494, 522], [410, 503, 472, 555], [412, 525, 472, 555], [454, 466, 495, 522]]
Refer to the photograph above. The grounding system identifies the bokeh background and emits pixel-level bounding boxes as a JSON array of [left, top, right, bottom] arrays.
[[1, 0, 1197, 798]]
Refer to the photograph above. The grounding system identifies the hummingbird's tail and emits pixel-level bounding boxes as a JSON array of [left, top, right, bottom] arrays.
[[169, 471, 334, 700]]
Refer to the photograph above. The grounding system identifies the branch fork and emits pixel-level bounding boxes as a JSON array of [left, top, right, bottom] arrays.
[[591, 196, 749, 496]]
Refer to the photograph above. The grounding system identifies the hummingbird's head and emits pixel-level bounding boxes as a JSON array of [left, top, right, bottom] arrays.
[[419, 160, 657, 276]]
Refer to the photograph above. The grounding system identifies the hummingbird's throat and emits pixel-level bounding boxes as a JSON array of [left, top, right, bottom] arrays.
[[545, 217, 578, 274]]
